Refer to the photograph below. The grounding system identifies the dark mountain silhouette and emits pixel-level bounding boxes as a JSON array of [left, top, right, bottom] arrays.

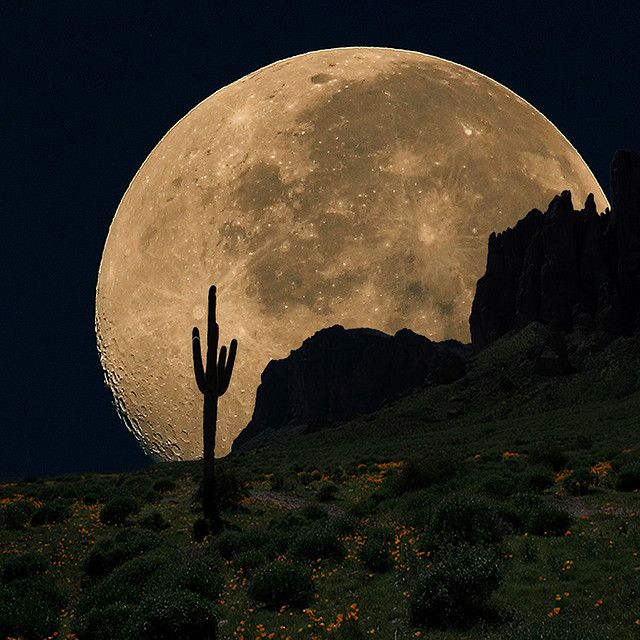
[[232, 325, 470, 451], [470, 150, 640, 350]]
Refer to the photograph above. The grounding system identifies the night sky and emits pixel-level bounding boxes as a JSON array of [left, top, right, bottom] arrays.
[[3, 2, 639, 481]]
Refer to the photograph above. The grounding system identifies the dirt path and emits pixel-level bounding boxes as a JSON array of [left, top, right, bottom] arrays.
[[248, 489, 344, 516]]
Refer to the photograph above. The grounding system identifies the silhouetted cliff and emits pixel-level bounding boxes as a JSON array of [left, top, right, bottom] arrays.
[[470, 150, 640, 349], [233, 325, 470, 450]]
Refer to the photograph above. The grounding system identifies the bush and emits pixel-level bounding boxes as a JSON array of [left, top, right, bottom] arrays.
[[193, 467, 246, 513], [389, 455, 458, 496], [507, 494, 571, 536], [31, 501, 70, 526], [317, 482, 339, 502], [153, 478, 176, 493], [478, 470, 517, 499], [529, 445, 567, 471], [2, 552, 48, 582], [192, 517, 210, 542], [563, 468, 593, 496], [360, 528, 392, 572], [1, 501, 35, 530], [290, 524, 345, 561], [334, 513, 359, 535], [84, 529, 161, 580], [0, 575, 66, 640], [125, 590, 218, 640], [100, 495, 140, 526], [215, 528, 267, 559], [409, 545, 502, 627], [75, 603, 135, 640], [139, 510, 170, 531], [616, 467, 640, 492], [233, 549, 268, 574], [430, 494, 508, 545], [300, 503, 329, 521], [518, 467, 554, 494], [248, 561, 313, 608]]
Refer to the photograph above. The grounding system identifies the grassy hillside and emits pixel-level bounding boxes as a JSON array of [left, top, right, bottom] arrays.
[[2, 323, 640, 639]]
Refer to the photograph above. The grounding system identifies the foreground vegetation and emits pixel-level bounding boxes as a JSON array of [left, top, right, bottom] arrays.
[[2, 323, 640, 639]]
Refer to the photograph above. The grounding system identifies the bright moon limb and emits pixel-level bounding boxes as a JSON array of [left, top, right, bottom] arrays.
[[95, 47, 607, 460]]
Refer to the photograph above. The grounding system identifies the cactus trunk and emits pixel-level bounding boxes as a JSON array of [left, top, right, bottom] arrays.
[[192, 285, 237, 530]]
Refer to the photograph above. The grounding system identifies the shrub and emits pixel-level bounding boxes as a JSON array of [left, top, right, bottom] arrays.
[[192, 517, 210, 542], [409, 545, 502, 627], [248, 561, 313, 608], [290, 524, 345, 561], [529, 445, 567, 471], [153, 478, 176, 493], [563, 468, 593, 496], [2, 551, 48, 582], [334, 513, 359, 535], [215, 528, 266, 559], [139, 510, 170, 531], [1, 501, 35, 530], [192, 467, 247, 512], [360, 528, 392, 572], [518, 467, 554, 494], [389, 455, 458, 496], [317, 481, 339, 502], [300, 503, 329, 521], [616, 466, 640, 492], [430, 494, 508, 545], [75, 603, 135, 640], [0, 575, 66, 640], [100, 495, 140, 525], [508, 494, 571, 536], [233, 549, 268, 574], [478, 470, 517, 499], [125, 589, 218, 640], [31, 501, 70, 526], [84, 529, 161, 580], [334, 619, 369, 640]]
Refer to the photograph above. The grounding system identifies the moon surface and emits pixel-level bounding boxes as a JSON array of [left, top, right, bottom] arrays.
[[96, 47, 607, 460]]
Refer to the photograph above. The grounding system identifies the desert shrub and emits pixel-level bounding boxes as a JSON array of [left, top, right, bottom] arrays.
[[334, 619, 369, 640], [518, 466, 554, 494], [139, 510, 170, 531], [615, 466, 640, 492], [153, 478, 176, 493], [529, 445, 567, 471], [409, 545, 502, 627], [125, 589, 217, 640], [478, 470, 518, 499], [297, 471, 314, 485], [233, 549, 268, 574], [563, 468, 594, 496], [507, 494, 571, 536], [317, 481, 339, 502], [360, 528, 393, 572], [119, 475, 153, 497], [268, 511, 306, 532], [1, 500, 35, 530], [31, 500, 70, 526], [290, 523, 345, 561], [144, 489, 161, 504], [83, 490, 105, 505], [389, 455, 458, 496], [2, 551, 48, 582], [74, 603, 135, 640], [0, 575, 66, 640], [84, 529, 161, 580], [100, 495, 140, 525], [248, 561, 313, 608], [430, 494, 508, 545], [215, 528, 266, 559], [192, 517, 210, 542], [402, 490, 437, 529], [334, 513, 359, 535], [300, 503, 329, 521], [192, 467, 246, 512]]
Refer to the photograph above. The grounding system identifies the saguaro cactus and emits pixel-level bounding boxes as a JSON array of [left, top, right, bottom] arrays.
[[192, 285, 238, 526]]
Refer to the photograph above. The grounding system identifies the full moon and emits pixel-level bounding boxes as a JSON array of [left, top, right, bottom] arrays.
[[96, 47, 607, 459]]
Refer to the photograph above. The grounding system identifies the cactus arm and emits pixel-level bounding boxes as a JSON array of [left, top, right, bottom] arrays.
[[218, 338, 237, 396], [192, 327, 207, 394]]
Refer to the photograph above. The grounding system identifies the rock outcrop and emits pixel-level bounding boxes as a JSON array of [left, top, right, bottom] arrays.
[[232, 325, 470, 450], [470, 150, 640, 350]]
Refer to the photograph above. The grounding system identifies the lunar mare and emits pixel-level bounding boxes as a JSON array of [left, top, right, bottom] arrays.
[[95, 47, 607, 460]]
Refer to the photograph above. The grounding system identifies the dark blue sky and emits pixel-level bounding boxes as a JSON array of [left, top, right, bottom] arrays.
[[3, 1, 639, 480]]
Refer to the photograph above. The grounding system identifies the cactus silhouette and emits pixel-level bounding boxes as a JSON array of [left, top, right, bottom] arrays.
[[192, 285, 238, 527]]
